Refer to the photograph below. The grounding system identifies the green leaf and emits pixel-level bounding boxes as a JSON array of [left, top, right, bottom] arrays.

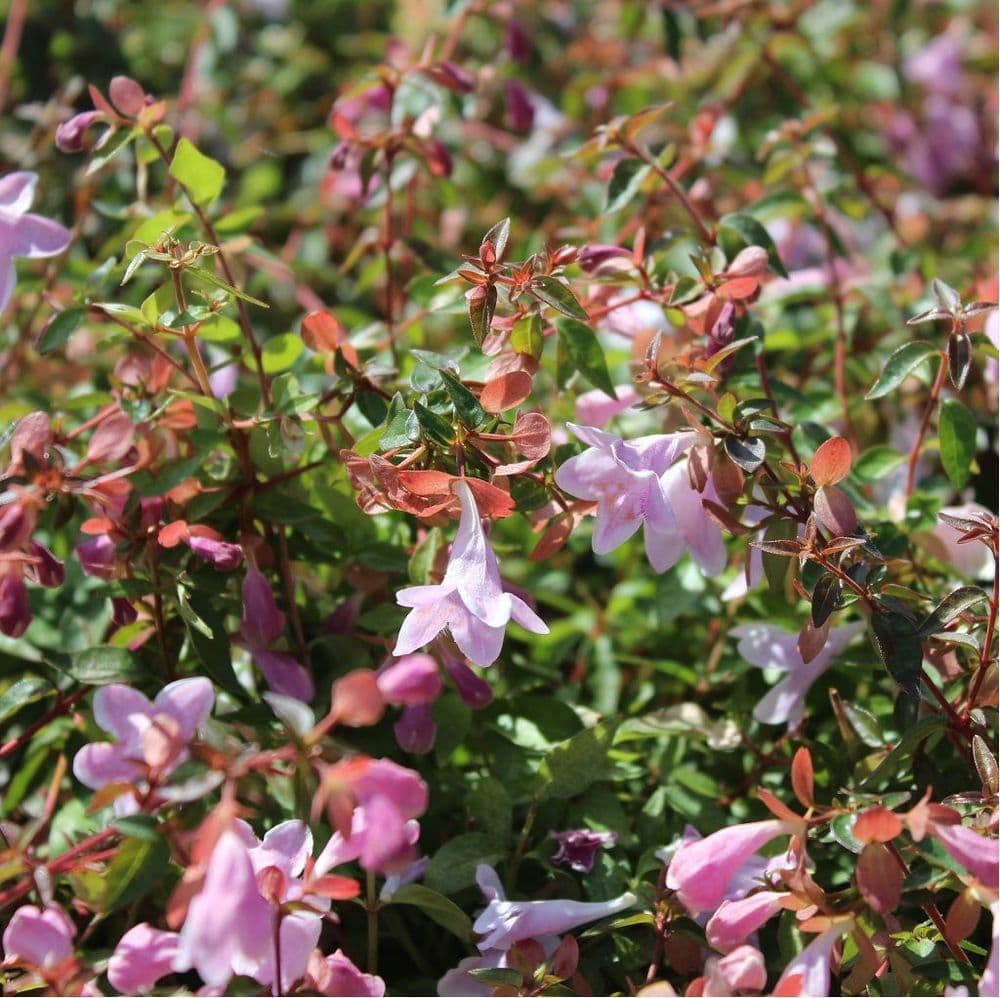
[[439, 370, 487, 428], [182, 590, 244, 698], [860, 715, 947, 790], [469, 969, 524, 988], [38, 308, 86, 355], [481, 217, 511, 260], [101, 834, 171, 912], [537, 723, 616, 801], [259, 333, 303, 374], [385, 884, 472, 941], [606, 159, 651, 213], [870, 610, 922, 700], [425, 832, 504, 894], [811, 574, 841, 628], [0, 677, 55, 725], [938, 398, 976, 489], [853, 446, 905, 483], [557, 318, 616, 398], [169, 137, 226, 206], [413, 402, 455, 445], [112, 815, 162, 841], [719, 212, 789, 278], [380, 392, 419, 450], [918, 585, 988, 637], [510, 313, 544, 360], [865, 341, 939, 400], [533, 277, 589, 320], [188, 266, 268, 306], [67, 646, 145, 685], [409, 527, 444, 584]]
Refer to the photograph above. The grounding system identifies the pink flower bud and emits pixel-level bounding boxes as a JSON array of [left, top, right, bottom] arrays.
[[186, 534, 244, 571], [55, 111, 103, 152], [444, 658, 494, 709], [725, 246, 769, 280], [107, 923, 180, 994], [27, 541, 64, 587], [1, 904, 75, 969], [550, 828, 618, 874], [394, 704, 436, 754], [241, 565, 285, 647], [706, 891, 786, 953], [0, 572, 30, 637], [77, 535, 117, 579], [377, 654, 442, 706], [0, 502, 31, 551]]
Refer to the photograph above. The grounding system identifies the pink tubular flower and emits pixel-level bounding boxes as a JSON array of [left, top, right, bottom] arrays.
[[304, 949, 385, 996], [729, 620, 866, 729], [2, 905, 75, 969], [72, 678, 214, 805], [175, 820, 328, 991], [0, 172, 72, 314], [666, 819, 796, 915], [773, 923, 850, 997], [470, 863, 636, 950], [702, 945, 767, 996], [550, 828, 618, 873], [706, 890, 786, 953], [376, 653, 442, 705], [0, 571, 30, 637], [108, 924, 179, 994], [241, 565, 314, 701], [574, 385, 641, 426], [393, 480, 547, 666]]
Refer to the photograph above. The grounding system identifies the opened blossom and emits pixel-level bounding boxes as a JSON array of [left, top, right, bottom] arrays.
[[706, 890, 787, 953], [72, 678, 214, 810], [730, 620, 866, 729], [773, 923, 850, 997], [393, 479, 547, 666], [666, 819, 797, 915], [2, 905, 75, 970], [550, 828, 618, 873], [0, 172, 72, 314], [555, 424, 727, 574]]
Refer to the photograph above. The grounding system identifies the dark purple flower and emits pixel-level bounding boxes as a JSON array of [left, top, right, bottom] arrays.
[[27, 541, 64, 587], [444, 657, 494, 709], [550, 828, 618, 873], [0, 572, 30, 637], [186, 534, 244, 571], [394, 704, 436, 754]]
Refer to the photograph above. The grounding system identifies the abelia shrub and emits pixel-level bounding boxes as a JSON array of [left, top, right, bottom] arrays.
[[0, 2, 996, 996]]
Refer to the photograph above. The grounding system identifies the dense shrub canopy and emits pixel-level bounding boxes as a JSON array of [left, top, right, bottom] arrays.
[[0, 1, 997, 996]]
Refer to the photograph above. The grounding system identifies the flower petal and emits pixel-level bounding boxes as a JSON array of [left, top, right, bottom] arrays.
[[9, 213, 71, 259], [155, 677, 215, 740], [72, 742, 143, 790], [93, 684, 153, 740], [448, 609, 506, 667], [394, 600, 450, 656], [508, 594, 549, 634], [0, 172, 37, 215]]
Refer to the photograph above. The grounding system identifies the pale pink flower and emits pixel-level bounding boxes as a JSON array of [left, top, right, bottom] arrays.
[[393, 480, 547, 666], [175, 820, 328, 990], [1, 904, 75, 969], [0, 172, 72, 314], [772, 923, 850, 997], [305, 949, 385, 996], [376, 653, 442, 705], [72, 678, 215, 808], [706, 890, 786, 953], [107, 924, 179, 994], [666, 819, 796, 915], [554, 424, 692, 569], [471, 863, 636, 950], [574, 385, 641, 427], [729, 620, 866, 729]]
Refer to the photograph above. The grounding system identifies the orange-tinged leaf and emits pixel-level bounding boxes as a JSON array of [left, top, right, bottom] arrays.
[[464, 478, 515, 519], [480, 370, 533, 413], [301, 310, 358, 367], [157, 520, 189, 548], [81, 517, 115, 535], [853, 806, 903, 844], [791, 747, 814, 808], [856, 842, 903, 914], [756, 786, 801, 824], [310, 875, 362, 900], [716, 276, 760, 301], [811, 437, 853, 486]]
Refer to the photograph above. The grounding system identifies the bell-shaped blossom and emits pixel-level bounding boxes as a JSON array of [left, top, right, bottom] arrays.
[[175, 820, 328, 990], [666, 819, 796, 915], [550, 828, 618, 874], [394, 703, 436, 753], [0, 571, 30, 637], [2, 905, 75, 969], [556, 424, 727, 574], [72, 678, 214, 804], [773, 923, 850, 997], [730, 620, 866, 729], [0, 172, 72, 314], [394, 480, 547, 666], [108, 924, 180, 994], [471, 863, 636, 950], [240, 565, 313, 701], [445, 657, 494, 708], [377, 653, 442, 705], [706, 890, 786, 953], [315, 758, 428, 874]]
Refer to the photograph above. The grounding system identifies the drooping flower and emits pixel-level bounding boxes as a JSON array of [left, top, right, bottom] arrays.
[[174, 820, 329, 991], [772, 923, 850, 997], [729, 620, 866, 729], [2, 905, 75, 969], [393, 480, 547, 666], [0, 172, 72, 314], [240, 564, 314, 701], [72, 678, 215, 809], [314, 757, 428, 874], [550, 828, 618, 874], [666, 819, 797, 915], [701, 944, 768, 996]]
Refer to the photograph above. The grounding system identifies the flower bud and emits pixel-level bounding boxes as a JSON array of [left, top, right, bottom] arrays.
[[0, 572, 31, 637]]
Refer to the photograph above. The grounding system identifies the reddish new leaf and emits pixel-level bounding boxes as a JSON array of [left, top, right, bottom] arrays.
[[480, 370, 533, 413], [811, 437, 853, 486]]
